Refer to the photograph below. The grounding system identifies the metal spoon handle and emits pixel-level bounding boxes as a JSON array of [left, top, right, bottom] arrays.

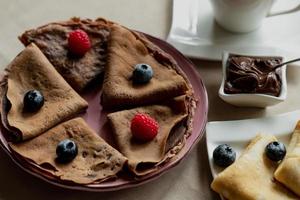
[[274, 58, 300, 70]]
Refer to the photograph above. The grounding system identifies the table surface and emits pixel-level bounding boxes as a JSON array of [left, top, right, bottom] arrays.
[[1, 0, 300, 199]]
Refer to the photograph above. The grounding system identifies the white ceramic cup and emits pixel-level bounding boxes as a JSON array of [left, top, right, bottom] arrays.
[[210, 0, 300, 33]]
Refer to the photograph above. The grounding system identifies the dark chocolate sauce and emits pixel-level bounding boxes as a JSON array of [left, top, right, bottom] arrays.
[[224, 55, 283, 96]]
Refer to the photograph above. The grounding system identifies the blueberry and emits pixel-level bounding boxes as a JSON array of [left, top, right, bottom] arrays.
[[23, 90, 44, 112], [132, 63, 153, 84], [265, 141, 286, 162], [56, 139, 78, 163], [213, 144, 236, 167]]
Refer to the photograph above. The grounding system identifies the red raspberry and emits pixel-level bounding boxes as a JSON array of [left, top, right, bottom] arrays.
[[130, 113, 159, 142], [68, 29, 91, 56]]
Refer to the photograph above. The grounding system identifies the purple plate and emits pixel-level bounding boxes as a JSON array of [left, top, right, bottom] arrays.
[[0, 33, 208, 191]]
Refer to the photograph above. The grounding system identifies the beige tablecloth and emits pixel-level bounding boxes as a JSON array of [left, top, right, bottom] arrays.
[[1, 0, 300, 199]]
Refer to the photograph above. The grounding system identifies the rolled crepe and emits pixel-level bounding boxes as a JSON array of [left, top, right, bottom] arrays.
[[275, 121, 300, 196], [10, 117, 127, 184], [211, 134, 298, 200], [107, 96, 189, 176], [1, 43, 88, 141]]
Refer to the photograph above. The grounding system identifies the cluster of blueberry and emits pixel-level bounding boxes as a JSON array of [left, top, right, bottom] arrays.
[[213, 141, 286, 167]]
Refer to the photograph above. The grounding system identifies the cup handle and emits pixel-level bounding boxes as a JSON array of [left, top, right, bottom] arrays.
[[267, 1, 300, 17]]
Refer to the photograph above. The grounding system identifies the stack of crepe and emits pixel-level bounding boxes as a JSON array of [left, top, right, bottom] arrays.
[[0, 18, 196, 185]]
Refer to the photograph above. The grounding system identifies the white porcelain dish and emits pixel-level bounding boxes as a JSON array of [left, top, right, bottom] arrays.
[[218, 52, 287, 108], [206, 109, 300, 178], [167, 0, 300, 64]]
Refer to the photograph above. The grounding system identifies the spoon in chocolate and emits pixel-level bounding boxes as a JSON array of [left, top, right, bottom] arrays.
[[273, 57, 300, 70]]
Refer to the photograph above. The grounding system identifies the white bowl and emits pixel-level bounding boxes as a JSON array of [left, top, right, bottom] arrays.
[[219, 52, 287, 108]]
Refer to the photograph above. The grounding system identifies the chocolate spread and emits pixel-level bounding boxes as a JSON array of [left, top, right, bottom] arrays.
[[224, 55, 283, 96]]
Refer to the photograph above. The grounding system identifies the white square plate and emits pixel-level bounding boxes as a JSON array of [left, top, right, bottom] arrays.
[[206, 110, 300, 178]]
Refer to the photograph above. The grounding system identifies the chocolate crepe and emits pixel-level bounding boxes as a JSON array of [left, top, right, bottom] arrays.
[[102, 24, 189, 109], [1, 43, 88, 141], [19, 18, 112, 91], [107, 96, 189, 176], [10, 118, 127, 184]]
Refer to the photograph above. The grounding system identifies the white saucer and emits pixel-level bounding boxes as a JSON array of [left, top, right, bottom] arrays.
[[167, 0, 300, 64], [206, 109, 300, 178]]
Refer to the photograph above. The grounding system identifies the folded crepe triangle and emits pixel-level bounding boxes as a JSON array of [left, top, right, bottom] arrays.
[[19, 18, 112, 91], [275, 121, 300, 196], [211, 134, 298, 200], [107, 96, 189, 176], [102, 23, 189, 109], [1, 43, 88, 141], [10, 118, 127, 184]]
